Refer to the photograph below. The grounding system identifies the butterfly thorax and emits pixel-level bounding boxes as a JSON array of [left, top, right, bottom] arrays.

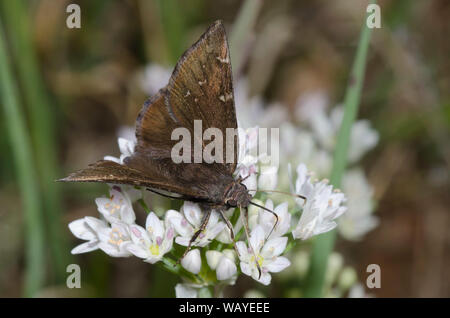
[[223, 181, 251, 208]]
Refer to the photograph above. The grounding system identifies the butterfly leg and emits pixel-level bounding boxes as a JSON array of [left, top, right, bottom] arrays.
[[249, 201, 279, 240], [217, 208, 240, 257], [241, 206, 262, 279], [146, 188, 200, 202], [176, 209, 212, 265]]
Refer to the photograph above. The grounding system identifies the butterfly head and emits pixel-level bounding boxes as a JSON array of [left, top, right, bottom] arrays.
[[224, 181, 251, 208]]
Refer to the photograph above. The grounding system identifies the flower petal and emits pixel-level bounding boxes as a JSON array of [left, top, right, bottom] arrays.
[[71, 241, 99, 254], [126, 243, 148, 259], [206, 250, 222, 270], [145, 212, 165, 239], [216, 256, 237, 281], [240, 262, 253, 277], [68, 219, 96, 241], [166, 210, 194, 238], [181, 249, 201, 274], [84, 216, 107, 232], [236, 241, 250, 261], [261, 236, 288, 258], [182, 202, 203, 228], [257, 272, 272, 286], [175, 284, 198, 298], [264, 256, 291, 273], [249, 226, 265, 254]]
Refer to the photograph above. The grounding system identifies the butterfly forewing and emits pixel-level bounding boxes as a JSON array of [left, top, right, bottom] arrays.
[[60, 20, 238, 205], [166, 20, 238, 173]]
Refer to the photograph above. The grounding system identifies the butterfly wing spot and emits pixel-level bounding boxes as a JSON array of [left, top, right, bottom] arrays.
[[198, 79, 207, 86], [219, 93, 233, 103]]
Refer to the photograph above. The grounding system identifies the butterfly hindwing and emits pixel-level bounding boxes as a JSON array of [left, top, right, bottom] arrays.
[[59, 160, 219, 201]]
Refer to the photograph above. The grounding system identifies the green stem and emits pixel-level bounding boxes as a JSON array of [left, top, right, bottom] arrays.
[[303, 2, 375, 297], [0, 0, 69, 282], [160, 257, 202, 284], [138, 198, 151, 213], [0, 21, 46, 297], [156, 0, 187, 65]]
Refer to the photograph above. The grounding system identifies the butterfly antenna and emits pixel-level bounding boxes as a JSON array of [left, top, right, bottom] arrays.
[[249, 201, 279, 240], [241, 206, 262, 279]]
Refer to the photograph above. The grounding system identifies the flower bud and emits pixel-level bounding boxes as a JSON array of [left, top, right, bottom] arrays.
[[181, 249, 201, 274]]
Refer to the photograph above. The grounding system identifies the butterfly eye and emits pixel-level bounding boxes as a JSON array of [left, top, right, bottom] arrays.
[[227, 199, 237, 207]]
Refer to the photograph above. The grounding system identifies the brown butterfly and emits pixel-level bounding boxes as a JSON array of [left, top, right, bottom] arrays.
[[59, 20, 283, 274]]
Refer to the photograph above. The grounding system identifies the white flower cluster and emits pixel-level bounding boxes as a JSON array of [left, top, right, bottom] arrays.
[[69, 130, 347, 295], [235, 82, 379, 241], [68, 65, 380, 297], [69, 185, 174, 263]]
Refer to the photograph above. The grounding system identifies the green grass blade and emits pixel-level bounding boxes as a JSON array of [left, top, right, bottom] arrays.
[[303, 2, 375, 297], [156, 0, 187, 64], [0, 21, 46, 297], [230, 0, 263, 76], [0, 0, 70, 282]]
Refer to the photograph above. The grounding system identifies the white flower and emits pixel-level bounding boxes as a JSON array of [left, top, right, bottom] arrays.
[[280, 126, 333, 180], [338, 169, 378, 241], [280, 124, 315, 159], [349, 119, 379, 162], [258, 165, 278, 191], [256, 200, 291, 239], [294, 90, 329, 124], [236, 127, 258, 179], [96, 221, 132, 257], [234, 79, 265, 128], [242, 173, 257, 197], [298, 104, 378, 164], [181, 249, 202, 274], [247, 199, 263, 230], [329, 107, 378, 163], [140, 64, 172, 95], [206, 249, 237, 281], [95, 186, 136, 224], [102, 129, 142, 201], [68, 216, 107, 254], [348, 283, 373, 298], [291, 164, 347, 240], [104, 134, 136, 165], [325, 252, 344, 286], [237, 226, 290, 285], [166, 201, 225, 247], [69, 207, 133, 258], [338, 266, 358, 291], [126, 212, 174, 264]]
